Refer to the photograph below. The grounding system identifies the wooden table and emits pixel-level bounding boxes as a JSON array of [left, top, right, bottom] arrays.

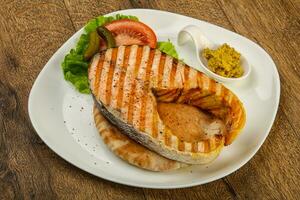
[[1, 0, 299, 199]]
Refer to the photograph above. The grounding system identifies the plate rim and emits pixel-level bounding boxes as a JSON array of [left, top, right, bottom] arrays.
[[28, 8, 281, 189]]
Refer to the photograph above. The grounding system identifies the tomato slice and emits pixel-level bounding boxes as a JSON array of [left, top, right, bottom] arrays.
[[104, 19, 157, 48]]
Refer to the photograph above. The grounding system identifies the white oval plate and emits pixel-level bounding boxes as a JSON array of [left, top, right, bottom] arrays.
[[28, 9, 280, 189]]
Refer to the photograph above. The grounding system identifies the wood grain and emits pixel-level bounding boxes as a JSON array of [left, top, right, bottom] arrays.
[[0, 0, 299, 199]]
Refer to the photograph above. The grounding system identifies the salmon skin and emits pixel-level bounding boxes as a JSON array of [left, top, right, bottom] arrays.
[[89, 45, 246, 164]]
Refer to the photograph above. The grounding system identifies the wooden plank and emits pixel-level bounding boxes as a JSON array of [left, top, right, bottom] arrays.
[[63, 0, 133, 30], [0, 1, 76, 198], [143, 181, 235, 200], [127, 0, 233, 29]]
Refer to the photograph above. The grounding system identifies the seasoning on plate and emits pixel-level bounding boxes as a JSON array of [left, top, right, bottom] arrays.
[[202, 43, 243, 78]]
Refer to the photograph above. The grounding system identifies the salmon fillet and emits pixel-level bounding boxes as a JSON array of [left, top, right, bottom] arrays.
[[89, 45, 246, 164]]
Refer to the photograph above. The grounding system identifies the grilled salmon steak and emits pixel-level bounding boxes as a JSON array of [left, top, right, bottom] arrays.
[[89, 45, 246, 164], [93, 105, 186, 171]]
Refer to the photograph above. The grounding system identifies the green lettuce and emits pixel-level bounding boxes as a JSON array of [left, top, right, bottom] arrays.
[[157, 40, 179, 59], [61, 35, 90, 93]]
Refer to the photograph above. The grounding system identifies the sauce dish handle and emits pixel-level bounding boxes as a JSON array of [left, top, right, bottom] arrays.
[[178, 25, 213, 53]]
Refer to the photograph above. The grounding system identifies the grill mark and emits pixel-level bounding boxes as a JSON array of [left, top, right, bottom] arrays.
[[139, 50, 155, 131], [156, 89, 177, 98], [169, 59, 177, 88], [210, 79, 216, 94], [215, 136, 222, 147], [230, 100, 241, 127], [185, 142, 192, 152], [153, 89, 172, 96], [114, 141, 130, 151], [204, 140, 209, 153], [236, 108, 244, 128], [93, 108, 101, 118], [150, 50, 162, 87], [105, 48, 118, 105], [190, 93, 212, 107], [178, 139, 185, 151], [174, 62, 185, 87], [131, 153, 145, 167], [179, 88, 198, 103], [231, 98, 239, 111], [132, 46, 150, 127], [144, 96, 153, 135], [197, 72, 203, 88], [198, 142, 204, 152], [202, 74, 210, 91], [164, 89, 180, 99], [157, 89, 179, 101], [93, 54, 105, 97], [89, 54, 99, 92], [170, 135, 178, 149], [172, 88, 183, 102], [121, 45, 139, 117], [194, 95, 221, 110], [177, 88, 202, 104], [183, 64, 190, 88], [98, 49, 113, 102], [162, 55, 173, 87], [157, 54, 166, 87], [220, 87, 228, 106], [164, 129, 171, 147], [100, 127, 110, 135], [110, 46, 125, 109], [98, 123, 109, 132], [210, 138, 216, 150], [94, 115, 104, 124], [187, 90, 210, 102], [192, 142, 198, 153], [116, 46, 131, 109], [216, 83, 223, 97], [127, 46, 144, 124], [152, 104, 158, 139], [138, 108, 146, 131], [146, 50, 161, 136], [188, 68, 198, 88]]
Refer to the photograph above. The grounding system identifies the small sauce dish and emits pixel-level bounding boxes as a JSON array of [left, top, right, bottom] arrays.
[[178, 25, 251, 83]]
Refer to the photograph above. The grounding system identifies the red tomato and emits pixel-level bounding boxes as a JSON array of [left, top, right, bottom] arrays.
[[104, 19, 157, 48]]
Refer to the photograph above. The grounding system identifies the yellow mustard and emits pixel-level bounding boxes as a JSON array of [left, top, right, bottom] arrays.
[[202, 43, 243, 78]]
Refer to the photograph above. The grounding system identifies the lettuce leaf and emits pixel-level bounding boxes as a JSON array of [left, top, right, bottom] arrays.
[[62, 14, 138, 94], [157, 40, 179, 59]]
